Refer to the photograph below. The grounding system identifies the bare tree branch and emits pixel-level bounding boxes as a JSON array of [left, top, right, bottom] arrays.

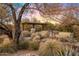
[[18, 3, 29, 23], [6, 4, 17, 22]]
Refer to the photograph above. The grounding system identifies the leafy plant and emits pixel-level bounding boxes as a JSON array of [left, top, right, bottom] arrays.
[[29, 40, 39, 50], [19, 40, 29, 50]]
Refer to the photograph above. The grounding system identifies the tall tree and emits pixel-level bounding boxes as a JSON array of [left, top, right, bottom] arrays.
[[6, 3, 29, 48]]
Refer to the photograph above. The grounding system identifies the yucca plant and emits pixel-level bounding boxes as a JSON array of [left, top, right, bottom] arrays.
[[61, 45, 79, 56], [39, 39, 64, 56]]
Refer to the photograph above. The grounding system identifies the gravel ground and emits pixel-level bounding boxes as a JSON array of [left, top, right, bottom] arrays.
[[0, 50, 39, 56]]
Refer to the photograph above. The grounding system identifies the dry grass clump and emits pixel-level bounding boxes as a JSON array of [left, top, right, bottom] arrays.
[[39, 39, 64, 56], [0, 35, 9, 44], [0, 42, 17, 53], [0, 35, 17, 54]]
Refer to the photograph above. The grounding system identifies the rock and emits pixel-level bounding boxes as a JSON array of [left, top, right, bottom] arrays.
[[32, 35, 41, 42], [31, 32, 41, 42], [39, 31, 49, 38], [41, 38, 53, 42], [20, 31, 31, 40], [21, 31, 31, 37], [31, 32, 40, 38], [41, 38, 48, 42], [60, 38, 70, 42], [31, 33, 36, 38], [23, 37, 32, 41], [56, 32, 73, 39], [33, 35, 40, 40]]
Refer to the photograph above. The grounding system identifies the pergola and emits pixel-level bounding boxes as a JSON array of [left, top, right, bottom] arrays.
[[22, 22, 48, 30]]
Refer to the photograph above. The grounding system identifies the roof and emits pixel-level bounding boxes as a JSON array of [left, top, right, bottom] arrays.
[[22, 22, 47, 25]]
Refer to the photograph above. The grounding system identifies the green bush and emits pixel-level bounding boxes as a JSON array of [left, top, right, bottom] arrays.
[[45, 23, 55, 30], [19, 40, 29, 50], [29, 40, 39, 50]]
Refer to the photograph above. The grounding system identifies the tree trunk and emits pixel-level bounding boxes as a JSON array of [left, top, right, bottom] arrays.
[[7, 3, 29, 49], [14, 20, 21, 49], [14, 3, 29, 48]]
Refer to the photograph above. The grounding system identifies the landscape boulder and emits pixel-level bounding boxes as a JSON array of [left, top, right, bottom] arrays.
[[31, 32, 40, 38], [32, 35, 41, 42], [39, 31, 49, 38], [21, 30, 31, 37], [23, 37, 32, 41]]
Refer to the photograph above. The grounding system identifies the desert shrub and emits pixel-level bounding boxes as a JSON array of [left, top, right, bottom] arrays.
[[19, 40, 29, 50], [39, 39, 64, 56], [29, 40, 39, 50], [0, 43, 17, 53]]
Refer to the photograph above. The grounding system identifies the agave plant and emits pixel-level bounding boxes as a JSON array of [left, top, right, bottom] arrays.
[[61, 45, 79, 56]]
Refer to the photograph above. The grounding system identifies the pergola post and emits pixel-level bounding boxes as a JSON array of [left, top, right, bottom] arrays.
[[32, 24, 35, 28]]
